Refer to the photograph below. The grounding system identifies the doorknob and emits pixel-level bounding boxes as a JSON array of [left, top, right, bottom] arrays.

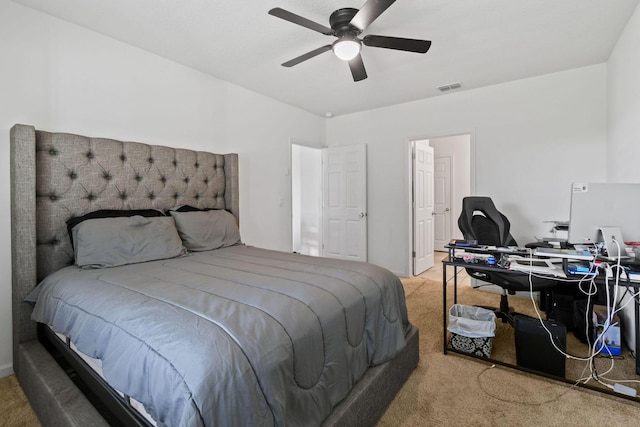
[[359, 212, 367, 218], [445, 208, 450, 212]]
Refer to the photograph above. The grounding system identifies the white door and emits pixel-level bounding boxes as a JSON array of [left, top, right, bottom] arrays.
[[322, 145, 367, 261], [413, 141, 434, 275], [434, 156, 452, 250]]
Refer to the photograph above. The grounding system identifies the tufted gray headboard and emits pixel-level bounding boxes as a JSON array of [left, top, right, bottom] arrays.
[[10, 124, 239, 373]]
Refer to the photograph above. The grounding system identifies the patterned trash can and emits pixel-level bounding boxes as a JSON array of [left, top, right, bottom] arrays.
[[448, 304, 497, 357]]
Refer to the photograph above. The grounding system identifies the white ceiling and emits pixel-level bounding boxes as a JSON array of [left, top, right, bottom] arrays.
[[11, 0, 640, 117]]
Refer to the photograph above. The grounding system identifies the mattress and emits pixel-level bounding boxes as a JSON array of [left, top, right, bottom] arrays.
[[29, 245, 410, 426], [51, 328, 156, 425]]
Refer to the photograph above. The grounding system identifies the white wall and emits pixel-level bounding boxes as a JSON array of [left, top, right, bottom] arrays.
[[0, 1, 325, 376], [327, 65, 608, 276], [608, 2, 640, 182]]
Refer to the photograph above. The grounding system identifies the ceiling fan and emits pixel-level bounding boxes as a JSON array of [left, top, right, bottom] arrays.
[[268, 0, 431, 82]]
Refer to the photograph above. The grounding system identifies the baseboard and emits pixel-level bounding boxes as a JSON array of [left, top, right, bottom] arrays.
[[0, 362, 13, 378]]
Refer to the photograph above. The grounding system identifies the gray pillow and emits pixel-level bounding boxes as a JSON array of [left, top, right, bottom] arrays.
[[169, 210, 241, 251], [71, 216, 187, 268]]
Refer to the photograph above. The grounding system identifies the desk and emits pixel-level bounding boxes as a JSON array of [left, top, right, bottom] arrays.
[[442, 245, 640, 401]]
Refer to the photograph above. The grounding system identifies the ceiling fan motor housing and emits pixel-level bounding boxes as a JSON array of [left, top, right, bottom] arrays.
[[329, 8, 362, 37]]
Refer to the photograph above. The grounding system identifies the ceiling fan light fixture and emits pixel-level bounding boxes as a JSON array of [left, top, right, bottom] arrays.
[[269, 2, 432, 82], [332, 37, 361, 61]]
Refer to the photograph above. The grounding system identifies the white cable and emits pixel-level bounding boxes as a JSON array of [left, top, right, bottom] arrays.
[[587, 238, 639, 390], [527, 270, 595, 362], [524, 245, 627, 367], [496, 242, 637, 392]]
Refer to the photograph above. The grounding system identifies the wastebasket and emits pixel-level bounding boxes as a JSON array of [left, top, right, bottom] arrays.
[[448, 304, 497, 357]]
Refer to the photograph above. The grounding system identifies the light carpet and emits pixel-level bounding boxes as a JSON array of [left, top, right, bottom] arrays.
[[377, 276, 640, 426], [0, 374, 40, 427]]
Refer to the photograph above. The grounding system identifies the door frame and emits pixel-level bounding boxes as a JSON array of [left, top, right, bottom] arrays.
[[406, 132, 476, 276]]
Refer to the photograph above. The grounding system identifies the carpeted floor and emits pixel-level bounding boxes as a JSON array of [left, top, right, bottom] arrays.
[[2, 267, 640, 426], [0, 374, 40, 427], [377, 272, 640, 426]]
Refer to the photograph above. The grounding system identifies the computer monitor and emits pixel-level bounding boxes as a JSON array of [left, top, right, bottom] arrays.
[[567, 183, 640, 246]]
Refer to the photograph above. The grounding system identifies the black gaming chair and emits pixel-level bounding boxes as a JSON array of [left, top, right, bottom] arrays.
[[458, 196, 557, 324]]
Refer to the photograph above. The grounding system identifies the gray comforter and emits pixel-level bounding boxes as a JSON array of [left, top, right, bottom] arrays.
[[29, 245, 410, 427]]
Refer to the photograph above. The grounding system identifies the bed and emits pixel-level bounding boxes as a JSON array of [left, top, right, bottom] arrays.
[[10, 124, 419, 426]]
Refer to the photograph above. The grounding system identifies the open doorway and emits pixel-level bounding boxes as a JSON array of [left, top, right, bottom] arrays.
[[409, 133, 472, 275], [291, 143, 323, 256], [291, 143, 368, 260]]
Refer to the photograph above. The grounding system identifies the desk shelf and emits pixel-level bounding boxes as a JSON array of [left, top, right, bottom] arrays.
[[442, 248, 640, 402]]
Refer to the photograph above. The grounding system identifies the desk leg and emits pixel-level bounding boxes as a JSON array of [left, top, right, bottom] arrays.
[[443, 264, 460, 354], [453, 265, 458, 303], [636, 294, 640, 375], [443, 263, 448, 354]]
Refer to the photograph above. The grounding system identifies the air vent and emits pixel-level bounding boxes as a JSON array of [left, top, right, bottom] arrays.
[[437, 82, 463, 92]]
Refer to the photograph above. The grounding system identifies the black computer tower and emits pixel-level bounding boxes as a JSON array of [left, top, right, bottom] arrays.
[[514, 315, 567, 377]]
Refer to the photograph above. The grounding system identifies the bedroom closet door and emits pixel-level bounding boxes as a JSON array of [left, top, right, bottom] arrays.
[[413, 141, 434, 275], [433, 155, 452, 250], [322, 145, 367, 262]]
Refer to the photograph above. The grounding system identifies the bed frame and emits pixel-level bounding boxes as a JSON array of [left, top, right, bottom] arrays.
[[10, 124, 419, 426]]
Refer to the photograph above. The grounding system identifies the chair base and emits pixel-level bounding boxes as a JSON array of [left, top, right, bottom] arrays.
[[477, 305, 516, 325], [478, 292, 534, 326]]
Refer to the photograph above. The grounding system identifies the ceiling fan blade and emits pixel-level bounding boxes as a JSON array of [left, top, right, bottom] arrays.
[[363, 35, 431, 53], [268, 8, 333, 35], [282, 45, 332, 67], [348, 54, 368, 82], [350, 0, 396, 31]]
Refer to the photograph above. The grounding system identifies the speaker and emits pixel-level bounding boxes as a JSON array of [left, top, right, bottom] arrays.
[[514, 315, 567, 377]]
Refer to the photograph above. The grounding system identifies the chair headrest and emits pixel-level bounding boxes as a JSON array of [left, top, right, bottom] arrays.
[[458, 197, 514, 245]]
